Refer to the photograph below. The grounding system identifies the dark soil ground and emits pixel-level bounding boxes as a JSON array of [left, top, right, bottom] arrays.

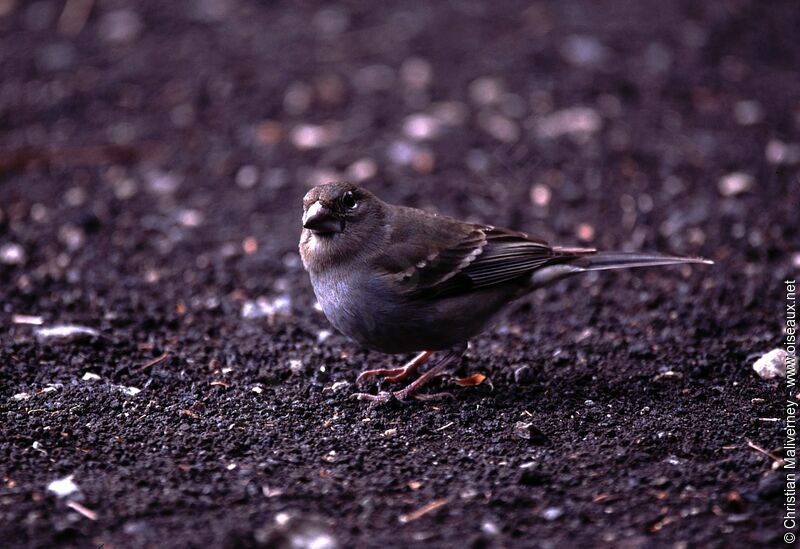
[[1, 1, 799, 547]]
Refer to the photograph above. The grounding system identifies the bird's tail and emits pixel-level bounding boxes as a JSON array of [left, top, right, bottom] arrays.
[[530, 248, 713, 288]]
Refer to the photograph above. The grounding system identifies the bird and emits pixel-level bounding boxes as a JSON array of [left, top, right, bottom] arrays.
[[298, 181, 713, 403]]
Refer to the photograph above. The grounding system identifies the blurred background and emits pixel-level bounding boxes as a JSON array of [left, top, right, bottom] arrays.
[[1, 0, 797, 308], [1, 1, 799, 547]]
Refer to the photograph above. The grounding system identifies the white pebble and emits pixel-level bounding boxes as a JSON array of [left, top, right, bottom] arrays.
[[346, 158, 377, 182], [47, 475, 79, 498], [291, 124, 332, 149], [718, 172, 753, 197], [12, 314, 43, 325], [35, 325, 99, 341], [559, 35, 608, 67], [177, 209, 204, 228], [117, 385, 141, 396], [387, 140, 418, 166], [403, 114, 440, 141], [0, 243, 26, 265], [478, 113, 519, 143], [99, 9, 142, 44], [469, 77, 504, 105], [541, 507, 563, 521], [535, 107, 602, 139], [236, 165, 259, 189], [241, 296, 292, 320], [400, 57, 432, 89], [766, 139, 800, 165], [81, 372, 101, 381], [146, 170, 181, 194], [753, 349, 787, 379]]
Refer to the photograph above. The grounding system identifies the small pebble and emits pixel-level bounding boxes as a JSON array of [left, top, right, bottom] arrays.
[[733, 100, 763, 126], [430, 102, 467, 126], [766, 139, 800, 165], [116, 385, 141, 396], [478, 112, 519, 142], [576, 223, 595, 242], [312, 6, 349, 37], [291, 124, 333, 149], [146, 170, 181, 194], [411, 150, 435, 174], [403, 114, 440, 141], [529, 184, 552, 207], [289, 359, 304, 375], [255, 120, 283, 145], [284, 82, 312, 115], [241, 296, 292, 320], [513, 421, 547, 444], [59, 224, 85, 250], [469, 77, 504, 106], [752, 349, 787, 379], [98, 9, 142, 44], [0, 243, 26, 265], [653, 370, 684, 382], [559, 35, 608, 67], [177, 209, 204, 228], [325, 381, 350, 394], [541, 507, 563, 521], [345, 158, 377, 183], [47, 475, 79, 498], [236, 165, 259, 189], [718, 172, 753, 197], [400, 57, 433, 90], [387, 140, 418, 166], [535, 107, 602, 139], [81, 372, 101, 381], [35, 325, 99, 343]]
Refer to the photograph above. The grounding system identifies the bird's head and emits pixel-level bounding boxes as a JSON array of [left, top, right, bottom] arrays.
[[299, 182, 386, 269]]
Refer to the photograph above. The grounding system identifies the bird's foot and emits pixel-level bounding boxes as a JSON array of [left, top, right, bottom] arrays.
[[355, 351, 433, 385], [351, 345, 465, 404]]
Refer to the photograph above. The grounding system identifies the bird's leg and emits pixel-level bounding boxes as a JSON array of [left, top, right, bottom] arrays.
[[352, 344, 466, 403], [355, 351, 433, 385]]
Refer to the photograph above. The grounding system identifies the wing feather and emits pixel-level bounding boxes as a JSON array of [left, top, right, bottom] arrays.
[[375, 208, 565, 298]]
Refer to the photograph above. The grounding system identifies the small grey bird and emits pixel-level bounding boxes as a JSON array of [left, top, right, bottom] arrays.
[[299, 182, 712, 403]]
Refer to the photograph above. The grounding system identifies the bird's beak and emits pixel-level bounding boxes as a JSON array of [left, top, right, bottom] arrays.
[[302, 201, 343, 234]]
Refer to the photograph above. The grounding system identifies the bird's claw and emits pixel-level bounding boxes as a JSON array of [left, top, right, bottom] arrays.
[[350, 391, 397, 404], [356, 368, 407, 386]]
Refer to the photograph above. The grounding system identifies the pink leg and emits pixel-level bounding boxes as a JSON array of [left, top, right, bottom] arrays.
[[355, 351, 433, 385], [352, 345, 466, 403]]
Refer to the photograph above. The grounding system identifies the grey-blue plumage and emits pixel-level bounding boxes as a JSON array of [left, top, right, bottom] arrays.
[[299, 182, 712, 401]]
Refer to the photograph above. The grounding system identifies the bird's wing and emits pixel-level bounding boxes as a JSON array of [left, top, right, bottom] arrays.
[[375, 207, 570, 298]]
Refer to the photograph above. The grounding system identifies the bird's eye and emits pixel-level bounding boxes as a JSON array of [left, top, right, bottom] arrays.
[[341, 191, 358, 210]]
